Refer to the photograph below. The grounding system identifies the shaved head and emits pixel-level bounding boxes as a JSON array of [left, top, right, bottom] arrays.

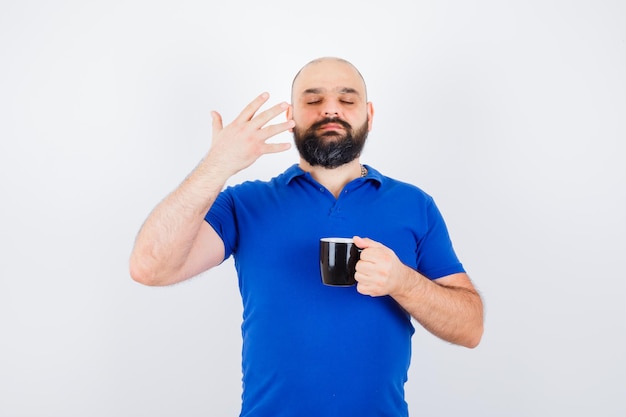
[[289, 57, 372, 168], [291, 57, 368, 101]]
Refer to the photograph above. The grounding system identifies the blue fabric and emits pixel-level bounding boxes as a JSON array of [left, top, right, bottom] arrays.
[[205, 164, 465, 417]]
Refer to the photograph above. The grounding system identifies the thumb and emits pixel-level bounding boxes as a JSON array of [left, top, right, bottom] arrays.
[[353, 235, 381, 249], [210, 111, 223, 134]]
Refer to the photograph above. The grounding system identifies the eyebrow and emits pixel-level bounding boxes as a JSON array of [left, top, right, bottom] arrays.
[[302, 87, 361, 96]]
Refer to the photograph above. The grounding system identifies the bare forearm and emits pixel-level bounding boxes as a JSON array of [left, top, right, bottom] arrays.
[[129, 94, 293, 285], [129, 158, 228, 285], [392, 270, 484, 348]]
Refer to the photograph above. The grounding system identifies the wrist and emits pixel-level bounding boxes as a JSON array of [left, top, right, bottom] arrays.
[[390, 266, 424, 303]]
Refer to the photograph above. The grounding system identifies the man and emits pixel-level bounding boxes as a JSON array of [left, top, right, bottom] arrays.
[[130, 57, 483, 416]]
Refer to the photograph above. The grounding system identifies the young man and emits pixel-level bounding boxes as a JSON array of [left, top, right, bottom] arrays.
[[130, 57, 483, 417]]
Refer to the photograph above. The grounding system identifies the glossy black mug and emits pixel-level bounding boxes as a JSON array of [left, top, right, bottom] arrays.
[[319, 237, 361, 286]]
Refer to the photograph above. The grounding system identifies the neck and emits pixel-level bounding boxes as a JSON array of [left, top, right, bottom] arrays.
[[299, 159, 363, 198]]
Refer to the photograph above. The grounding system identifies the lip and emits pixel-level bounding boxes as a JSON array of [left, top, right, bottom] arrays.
[[319, 123, 344, 130]]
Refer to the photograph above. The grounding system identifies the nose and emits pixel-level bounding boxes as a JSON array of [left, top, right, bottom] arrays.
[[321, 100, 340, 118]]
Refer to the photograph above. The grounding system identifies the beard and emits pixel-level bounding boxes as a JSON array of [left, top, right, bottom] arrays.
[[293, 117, 369, 168]]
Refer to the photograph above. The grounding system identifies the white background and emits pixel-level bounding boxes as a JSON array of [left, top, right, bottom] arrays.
[[1, 1, 625, 416]]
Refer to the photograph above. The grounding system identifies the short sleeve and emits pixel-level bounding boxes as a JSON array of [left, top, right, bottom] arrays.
[[204, 188, 238, 260], [415, 198, 465, 279]]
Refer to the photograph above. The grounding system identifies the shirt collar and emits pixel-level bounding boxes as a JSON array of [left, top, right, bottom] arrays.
[[283, 163, 383, 186]]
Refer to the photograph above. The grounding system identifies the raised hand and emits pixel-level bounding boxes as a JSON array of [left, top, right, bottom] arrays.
[[206, 92, 295, 177]]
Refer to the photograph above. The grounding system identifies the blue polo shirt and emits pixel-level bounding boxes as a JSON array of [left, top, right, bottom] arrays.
[[205, 164, 464, 417]]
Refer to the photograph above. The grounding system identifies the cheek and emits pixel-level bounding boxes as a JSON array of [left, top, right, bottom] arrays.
[[292, 113, 315, 131]]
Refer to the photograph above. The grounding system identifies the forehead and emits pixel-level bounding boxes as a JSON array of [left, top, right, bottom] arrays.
[[292, 60, 366, 98]]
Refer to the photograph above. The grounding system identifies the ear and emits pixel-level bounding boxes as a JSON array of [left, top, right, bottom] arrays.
[[286, 104, 294, 132], [366, 102, 374, 131]]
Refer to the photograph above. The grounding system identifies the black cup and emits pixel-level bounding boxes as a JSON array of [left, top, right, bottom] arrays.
[[319, 237, 361, 286]]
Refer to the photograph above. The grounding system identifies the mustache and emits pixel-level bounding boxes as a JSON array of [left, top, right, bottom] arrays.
[[309, 117, 352, 131]]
